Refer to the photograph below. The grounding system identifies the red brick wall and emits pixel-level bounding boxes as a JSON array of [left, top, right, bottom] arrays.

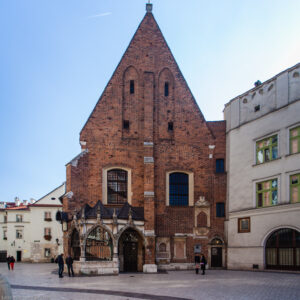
[[64, 11, 226, 265]]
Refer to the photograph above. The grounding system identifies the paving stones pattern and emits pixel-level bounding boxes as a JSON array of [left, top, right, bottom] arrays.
[[0, 263, 299, 300]]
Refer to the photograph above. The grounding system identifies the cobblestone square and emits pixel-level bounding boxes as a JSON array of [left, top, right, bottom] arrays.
[[1, 263, 299, 300]]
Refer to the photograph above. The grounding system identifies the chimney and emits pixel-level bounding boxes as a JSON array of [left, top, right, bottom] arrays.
[[15, 197, 20, 206], [23, 200, 28, 206], [30, 198, 35, 204]]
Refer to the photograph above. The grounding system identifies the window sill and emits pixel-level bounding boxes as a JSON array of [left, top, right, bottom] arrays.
[[253, 156, 281, 167], [44, 218, 52, 222]]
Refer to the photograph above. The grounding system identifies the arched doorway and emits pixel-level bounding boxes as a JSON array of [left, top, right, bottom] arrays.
[[85, 226, 113, 261], [118, 228, 144, 272], [265, 228, 300, 270], [70, 229, 81, 260], [210, 238, 223, 268]]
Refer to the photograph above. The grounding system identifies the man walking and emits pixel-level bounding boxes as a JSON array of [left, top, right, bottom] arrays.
[[57, 253, 64, 278], [66, 254, 74, 277], [200, 254, 207, 275]]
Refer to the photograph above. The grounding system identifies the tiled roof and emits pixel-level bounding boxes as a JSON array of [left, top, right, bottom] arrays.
[[5, 205, 29, 211]]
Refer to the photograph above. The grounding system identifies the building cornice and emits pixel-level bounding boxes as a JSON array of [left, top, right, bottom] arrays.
[[229, 202, 300, 218]]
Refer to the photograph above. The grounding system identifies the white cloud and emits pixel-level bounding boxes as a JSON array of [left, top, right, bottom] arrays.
[[87, 12, 112, 19]]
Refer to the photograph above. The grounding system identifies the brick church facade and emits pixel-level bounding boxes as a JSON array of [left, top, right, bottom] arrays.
[[61, 3, 226, 275]]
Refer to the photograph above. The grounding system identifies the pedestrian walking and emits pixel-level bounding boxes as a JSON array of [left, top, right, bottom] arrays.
[[56, 253, 65, 278], [200, 254, 207, 275], [6, 255, 11, 270], [66, 254, 75, 277], [10, 256, 15, 271], [194, 254, 200, 274]]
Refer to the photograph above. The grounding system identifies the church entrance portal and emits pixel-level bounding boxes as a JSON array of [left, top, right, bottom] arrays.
[[119, 228, 144, 272]]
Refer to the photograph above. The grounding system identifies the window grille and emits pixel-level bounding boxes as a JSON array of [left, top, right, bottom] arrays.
[[169, 172, 188, 206], [107, 169, 128, 204], [85, 227, 113, 261]]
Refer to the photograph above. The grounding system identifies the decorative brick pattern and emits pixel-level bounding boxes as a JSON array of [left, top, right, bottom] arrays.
[[63, 10, 226, 268]]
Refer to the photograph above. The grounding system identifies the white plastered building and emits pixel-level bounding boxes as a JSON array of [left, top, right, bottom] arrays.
[[224, 63, 300, 271], [0, 183, 65, 262]]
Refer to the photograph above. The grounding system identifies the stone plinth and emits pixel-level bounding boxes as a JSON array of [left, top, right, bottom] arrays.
[[143, 264, 157, 273], [73, 260, 118, 276]]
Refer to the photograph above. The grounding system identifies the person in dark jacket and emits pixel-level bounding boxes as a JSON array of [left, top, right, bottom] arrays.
[[200, 254, 207, 275], [66, 255, 74, 277], [194, 254, 200, 274], [6, 255, 11, 270], [10, 256, 15, 271], [57, 253, 64, 278]]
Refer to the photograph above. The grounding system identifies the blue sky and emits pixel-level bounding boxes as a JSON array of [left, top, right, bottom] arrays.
[[1, 0, 300, 202]]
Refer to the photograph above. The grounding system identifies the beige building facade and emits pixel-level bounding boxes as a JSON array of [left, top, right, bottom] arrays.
[[0, 183, 65, 262], [224, 63, 300, 270]]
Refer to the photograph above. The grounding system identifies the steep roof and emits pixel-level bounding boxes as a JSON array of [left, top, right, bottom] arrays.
[[81, 4, 212, 137]]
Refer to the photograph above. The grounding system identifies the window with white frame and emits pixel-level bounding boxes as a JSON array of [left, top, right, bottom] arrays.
[[3, 230, 7, 240], [256, 135, 278, 164], [16, 214, 23, 222], [169, 172, 189, 206], [166, 171, 194, 206], [16, 229, 23, 239], [102, 167, 132, 205], [44, 248, 51, 257], [290, 126, 300, 154], [256, 178, 278, 207], [44, 211, 51, 221], [290, 173, 300, 203], [107, 169, 128, 204], [44, 228, 51, 236]]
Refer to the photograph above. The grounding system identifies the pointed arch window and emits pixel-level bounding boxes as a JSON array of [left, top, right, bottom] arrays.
[[197, 211, 207, 227], [130, 80, 135, 94], [107, 169, 128, 204], [71, 229, 81, 261], [164, 82, 169, 97], [85, 226, 113, 261]]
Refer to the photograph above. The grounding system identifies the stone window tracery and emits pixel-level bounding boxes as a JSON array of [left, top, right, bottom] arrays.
[[85, 226, 113, 261]]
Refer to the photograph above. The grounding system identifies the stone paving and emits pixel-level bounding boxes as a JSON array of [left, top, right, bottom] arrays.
[[0, 263, 299, 300]]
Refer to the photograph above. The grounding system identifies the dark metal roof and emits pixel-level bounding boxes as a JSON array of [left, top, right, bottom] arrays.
[[76, 201, 144, 221]]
